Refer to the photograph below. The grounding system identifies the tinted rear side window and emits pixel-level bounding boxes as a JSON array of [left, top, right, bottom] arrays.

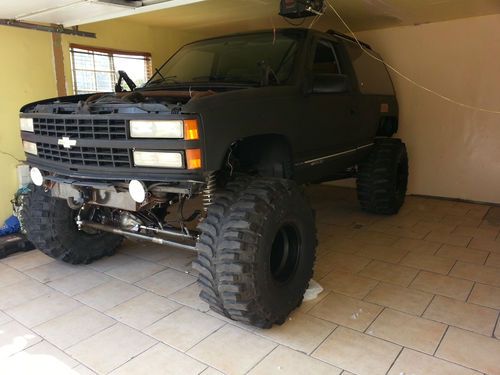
[[313, 40, 341, 74], [345, 42, 394, 95]]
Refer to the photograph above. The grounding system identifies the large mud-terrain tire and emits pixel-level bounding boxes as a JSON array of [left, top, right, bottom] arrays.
[[194, 177, 317, 328], [357, 138, 408, 215], [21, 185, 123, 264]]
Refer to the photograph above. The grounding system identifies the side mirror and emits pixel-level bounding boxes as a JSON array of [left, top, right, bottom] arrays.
[[312, 74, 349, 94]]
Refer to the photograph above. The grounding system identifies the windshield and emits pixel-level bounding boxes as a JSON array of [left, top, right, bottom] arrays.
[[145, 32, 300, 87]]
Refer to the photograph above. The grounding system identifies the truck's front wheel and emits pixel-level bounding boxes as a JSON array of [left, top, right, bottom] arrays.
[[194, 177, 317, 328], [21, 185, 123, 264]]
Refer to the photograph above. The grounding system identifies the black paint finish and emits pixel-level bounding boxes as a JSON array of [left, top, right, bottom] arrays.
[[20, 28, 398, 186]]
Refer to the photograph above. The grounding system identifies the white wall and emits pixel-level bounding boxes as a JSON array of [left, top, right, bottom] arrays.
[[354, 14, 500, 203]]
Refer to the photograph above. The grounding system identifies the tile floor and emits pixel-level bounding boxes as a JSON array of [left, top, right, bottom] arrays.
[[0, 185, 499, 375]]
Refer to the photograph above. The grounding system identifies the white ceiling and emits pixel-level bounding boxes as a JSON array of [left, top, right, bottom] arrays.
[[0, 0, 206, 27], [1, 0, 77, 19], [1, 0, 499, 32], [124, 0, 500, 33]]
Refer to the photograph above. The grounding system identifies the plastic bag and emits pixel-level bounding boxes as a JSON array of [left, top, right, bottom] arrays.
[[0, 216, 21, 237], [303, 279, 324, 301]]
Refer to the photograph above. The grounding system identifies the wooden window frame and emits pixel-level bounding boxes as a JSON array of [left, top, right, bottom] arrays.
[[70, 44, 152, 94]]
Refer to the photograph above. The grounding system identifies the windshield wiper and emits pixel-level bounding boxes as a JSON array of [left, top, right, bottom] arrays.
[[147, 75, 180, 86]]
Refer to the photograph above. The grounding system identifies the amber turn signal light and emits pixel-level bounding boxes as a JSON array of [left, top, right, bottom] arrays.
[[186, 149, 202, 169], [184, 119, 199, 140]]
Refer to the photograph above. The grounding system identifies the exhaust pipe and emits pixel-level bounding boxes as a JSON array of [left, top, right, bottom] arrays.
[[80, 221, 197, 252]]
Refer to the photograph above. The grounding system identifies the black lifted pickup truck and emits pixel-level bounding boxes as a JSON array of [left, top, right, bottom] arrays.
[[19, 28, 408, 328]]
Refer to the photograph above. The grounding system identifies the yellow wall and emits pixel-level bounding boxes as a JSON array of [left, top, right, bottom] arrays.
[[0, 20, 200, 222], [356, 14, 500, 203], [61, 19, 201, 94], [0, 27, 58, 221]]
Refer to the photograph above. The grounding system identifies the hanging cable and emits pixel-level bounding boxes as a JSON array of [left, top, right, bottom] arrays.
[[308, 14, 321, 29], [325, 0, 500, 115], [0, 151, 22, 163], [269, 15, 277, 44]]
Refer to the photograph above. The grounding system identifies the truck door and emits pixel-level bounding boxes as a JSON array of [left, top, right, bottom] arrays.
[[295, 38, 357, 182]]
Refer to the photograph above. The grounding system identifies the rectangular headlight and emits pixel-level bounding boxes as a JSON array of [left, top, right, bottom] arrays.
[[23, 141, 38, 155], [130, 120, 184, 139], [133, 151, 183, 168], [20, 118, 34, 132]]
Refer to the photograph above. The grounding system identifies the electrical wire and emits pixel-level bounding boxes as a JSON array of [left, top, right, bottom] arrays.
[[308, 14, 321, 29], [325, 0, 500, 115], [0, 151, 23, 163], [269, 15, 277, 44]]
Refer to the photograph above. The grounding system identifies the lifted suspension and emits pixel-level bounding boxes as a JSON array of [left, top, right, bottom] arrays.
[[79, 221, 198, 251]]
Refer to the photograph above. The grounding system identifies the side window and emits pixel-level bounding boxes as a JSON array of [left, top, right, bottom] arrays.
[[313, 40, 341, 75]]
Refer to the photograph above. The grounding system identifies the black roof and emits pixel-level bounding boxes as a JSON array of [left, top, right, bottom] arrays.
[[325, 29, 372, 50], [181, 28, 372, 50]]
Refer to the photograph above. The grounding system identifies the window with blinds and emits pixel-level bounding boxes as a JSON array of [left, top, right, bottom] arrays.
[[70, 44, 152, 94]]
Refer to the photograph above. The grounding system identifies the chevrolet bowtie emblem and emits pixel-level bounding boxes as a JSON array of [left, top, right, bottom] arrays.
[[58, 137, 77, 149]]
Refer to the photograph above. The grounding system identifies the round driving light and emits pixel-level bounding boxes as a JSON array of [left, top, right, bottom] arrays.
[[30, 168, 44, 186], [129, 180, 147, 203]]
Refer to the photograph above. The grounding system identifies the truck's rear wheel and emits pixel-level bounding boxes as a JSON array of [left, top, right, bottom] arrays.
[[21, 185, 123, 264], [194, 177, 317, 328], [357, 138, 408, 215]]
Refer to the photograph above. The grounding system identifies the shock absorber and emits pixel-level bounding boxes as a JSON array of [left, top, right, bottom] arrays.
[[202, 172, 217, 211]]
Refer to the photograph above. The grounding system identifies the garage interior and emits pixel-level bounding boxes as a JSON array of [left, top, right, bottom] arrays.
[[0, 0, 500, 374]]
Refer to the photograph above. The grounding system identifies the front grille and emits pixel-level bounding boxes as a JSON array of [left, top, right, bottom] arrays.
[[33, 117, 128, 140], [36, 143, 132, 168]]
